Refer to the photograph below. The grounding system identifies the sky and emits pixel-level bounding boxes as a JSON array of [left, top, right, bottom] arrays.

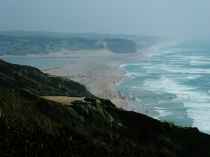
[[0, 0, 210, 38]]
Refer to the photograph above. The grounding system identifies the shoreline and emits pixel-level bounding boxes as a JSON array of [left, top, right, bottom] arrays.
[[3, 47, 193, 129], [45, 63, 132, 110], [1, 47, 156, 112], [1, 48, 149, 111], [2, 44, 210, 134], [43, 50, 135, 110]]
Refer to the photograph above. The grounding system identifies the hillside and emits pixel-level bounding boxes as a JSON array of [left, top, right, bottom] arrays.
[[0, 59, 210, 157], [0, 59, 92, 97]]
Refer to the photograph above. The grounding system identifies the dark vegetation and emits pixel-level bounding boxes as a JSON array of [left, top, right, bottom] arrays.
[[0, 59, 210, 157], [0, 59, 92, 97]]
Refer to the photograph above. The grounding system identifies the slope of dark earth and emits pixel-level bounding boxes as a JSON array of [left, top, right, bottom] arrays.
[[0, 59, 210, 157]]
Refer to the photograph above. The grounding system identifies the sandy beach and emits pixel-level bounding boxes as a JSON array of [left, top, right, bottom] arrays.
[[44, 49, 133, 109]]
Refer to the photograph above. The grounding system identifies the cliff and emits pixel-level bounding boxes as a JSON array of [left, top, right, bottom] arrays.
[[0, 59, 210, 157]]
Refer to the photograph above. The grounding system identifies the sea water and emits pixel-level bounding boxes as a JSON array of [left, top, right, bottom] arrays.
[[118, 40, 210, 134]]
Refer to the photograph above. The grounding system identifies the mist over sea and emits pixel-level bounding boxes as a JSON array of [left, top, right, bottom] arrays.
[[118, 40, 210, 134]]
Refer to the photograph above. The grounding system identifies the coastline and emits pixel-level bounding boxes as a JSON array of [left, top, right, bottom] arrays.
[[43, 50, 134, 110], [1, 47, 157, 112], [1, 48, 150, 111], [45, 63, 131, 109], [2, 43, 210, 134], [2, 46, 196, 130]]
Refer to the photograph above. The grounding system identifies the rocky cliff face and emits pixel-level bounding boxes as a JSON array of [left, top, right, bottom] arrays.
[[0, 59, 210, 157]]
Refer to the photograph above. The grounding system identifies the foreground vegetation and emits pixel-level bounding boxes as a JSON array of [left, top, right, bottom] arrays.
[[0, 59, 210, 157]]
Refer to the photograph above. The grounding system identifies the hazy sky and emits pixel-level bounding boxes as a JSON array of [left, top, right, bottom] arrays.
[[1, 0, 210, 38]]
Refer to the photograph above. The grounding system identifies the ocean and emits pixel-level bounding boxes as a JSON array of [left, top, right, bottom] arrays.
[[118, 40, 210, 134], [1, 40, 210, 134]]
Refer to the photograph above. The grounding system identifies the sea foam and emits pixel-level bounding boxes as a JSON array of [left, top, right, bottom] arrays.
[[118, 40, 210, 134]]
